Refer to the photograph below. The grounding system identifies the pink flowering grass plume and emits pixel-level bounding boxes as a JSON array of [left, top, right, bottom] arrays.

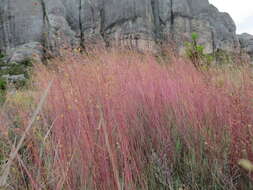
[[31, 49, 253, 189], [1, 48, 253, 189]]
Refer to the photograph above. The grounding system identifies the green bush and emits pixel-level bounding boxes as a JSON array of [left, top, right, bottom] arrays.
[[0, 55, 33, 104], [0, 78, 6, 90], [185, 33, 213, 69], [0, 78, 7, 104], [0, 52, 4, 59]]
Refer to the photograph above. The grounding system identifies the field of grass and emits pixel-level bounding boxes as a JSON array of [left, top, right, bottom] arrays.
[[0, 49, 253, 189]]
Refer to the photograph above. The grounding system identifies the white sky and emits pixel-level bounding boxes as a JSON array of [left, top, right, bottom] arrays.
[[209, 0, 253, 34]]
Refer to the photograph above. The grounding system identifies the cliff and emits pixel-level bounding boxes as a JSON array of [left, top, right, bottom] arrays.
[[0, 0, 245, 63]]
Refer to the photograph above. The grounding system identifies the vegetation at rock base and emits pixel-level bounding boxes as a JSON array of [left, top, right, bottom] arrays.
[[185, 33, 214, 69], [0, 78, 6, 104], [0, 55, 32, 103], [0, 48, 253, 189], [0, 54, 6, 104]]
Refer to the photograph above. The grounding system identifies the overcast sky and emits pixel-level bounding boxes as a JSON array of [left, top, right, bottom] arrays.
[[209, 0, 253, 34]]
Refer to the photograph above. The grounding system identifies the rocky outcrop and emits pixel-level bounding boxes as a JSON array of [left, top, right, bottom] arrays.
[[0, 0, 242, 63], [238, 33, 253, 63]]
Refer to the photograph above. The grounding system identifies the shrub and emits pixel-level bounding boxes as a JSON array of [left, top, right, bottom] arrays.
[[0, 78, 6, 104], [0, 57, 33, 104], [185, 33, 213, 69], [0, 52, 4, 59]]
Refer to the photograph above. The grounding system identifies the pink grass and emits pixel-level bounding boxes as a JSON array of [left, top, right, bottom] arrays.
[[26, 49, 253, 189]]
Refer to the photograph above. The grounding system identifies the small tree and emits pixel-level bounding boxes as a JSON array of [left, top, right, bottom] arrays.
[[185, 33, 213, 69]]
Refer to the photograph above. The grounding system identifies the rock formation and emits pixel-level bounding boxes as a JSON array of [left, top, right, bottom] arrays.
[[238, 33, 253, 64], [0, 0, 246, 64]]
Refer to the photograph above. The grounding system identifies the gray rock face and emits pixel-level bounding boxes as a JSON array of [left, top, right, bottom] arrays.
[[0, 0, 242, 61], [0, 0, 44, 52], [238, 33, 253, 63], [7, 42, 43, 64]]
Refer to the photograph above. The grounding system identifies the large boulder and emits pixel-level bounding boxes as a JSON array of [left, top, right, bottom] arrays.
[[238, 33, 253, 63], [158, 1, 239, 54], [0, 0, 44, 51], [7, 42, 43, 64]]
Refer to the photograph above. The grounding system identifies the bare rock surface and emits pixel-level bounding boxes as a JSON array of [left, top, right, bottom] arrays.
[[238, 33, 253, 63], [0, 0, 246, 62]]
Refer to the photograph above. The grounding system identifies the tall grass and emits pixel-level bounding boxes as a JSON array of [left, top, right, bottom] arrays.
[[1, 49, 253, 189]]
